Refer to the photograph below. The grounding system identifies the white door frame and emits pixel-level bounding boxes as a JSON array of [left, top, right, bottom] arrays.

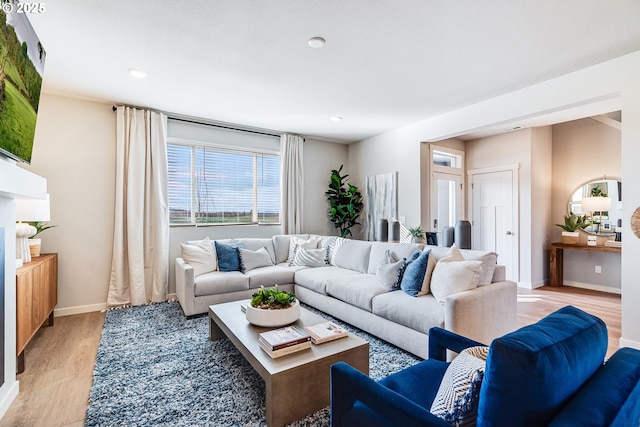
[[467, 163, 520, 282]]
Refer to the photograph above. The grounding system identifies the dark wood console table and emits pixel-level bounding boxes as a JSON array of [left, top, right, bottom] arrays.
[[549, 243, 621, 287]]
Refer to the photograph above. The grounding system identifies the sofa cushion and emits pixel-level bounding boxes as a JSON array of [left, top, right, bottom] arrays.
[[245, 265, 296, 288], [390, 250, 420, 291], [431, 346, 489, 427], [375, 250, 404, 290], [294, 266, 359, 295], [194, 271, 249, 296], [272, 234, 309, 264], [287, 235, 321, 263], [290, 246, 329, 267], [427, 244, 497, 286], [477, 305, 608, 427], [333, 239, 372, 273], [234, 238, 277, 264], [326, 274, 388, 312], [181, 237, 217, 276], [214, 241, 244, 272], [380, 359, 449, 410], [367, 242, 423, 274], [400, 250, 432, 297], [372, 291, 445, 334], [430, 260, 482, 304], [239, 247, 273, 273], [417, 253, 437, 296]]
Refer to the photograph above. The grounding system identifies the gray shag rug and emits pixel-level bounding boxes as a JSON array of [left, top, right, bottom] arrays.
[[86, 302, 421, 427]]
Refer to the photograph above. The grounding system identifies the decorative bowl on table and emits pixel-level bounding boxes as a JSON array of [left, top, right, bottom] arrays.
[[245, 285, 300, 327]]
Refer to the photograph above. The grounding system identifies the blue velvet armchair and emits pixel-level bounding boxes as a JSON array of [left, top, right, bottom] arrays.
[[331, 306, 640, 427]]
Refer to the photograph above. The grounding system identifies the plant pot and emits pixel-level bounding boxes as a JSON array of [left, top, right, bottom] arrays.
[[28, 238, 42, 258], [411, 236, 425, 244], [245, 300, 300, 327], [561, 231, 579, 245]]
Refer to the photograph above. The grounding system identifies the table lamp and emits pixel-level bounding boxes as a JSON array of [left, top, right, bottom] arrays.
[[16, 194, 50, 266], [581, 196, 612, 233]]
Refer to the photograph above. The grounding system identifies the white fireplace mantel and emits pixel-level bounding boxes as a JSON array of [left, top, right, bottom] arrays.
[[0, 159, 47, 199]]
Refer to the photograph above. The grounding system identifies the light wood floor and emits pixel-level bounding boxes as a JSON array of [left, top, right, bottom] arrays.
[[0, 286, 621, 427]]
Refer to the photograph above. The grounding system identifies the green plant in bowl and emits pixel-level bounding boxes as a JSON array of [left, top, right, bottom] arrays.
[[250, 285, 296, 310]]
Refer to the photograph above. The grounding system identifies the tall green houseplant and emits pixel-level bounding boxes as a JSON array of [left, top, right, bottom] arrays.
[[326, 165, 363, 238]]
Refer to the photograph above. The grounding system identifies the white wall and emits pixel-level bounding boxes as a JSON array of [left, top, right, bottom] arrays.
[[21, 94, 116, 315], [23, 95, 349, 310], [348, 49, 640, 349], [551, 117, 622, 292]]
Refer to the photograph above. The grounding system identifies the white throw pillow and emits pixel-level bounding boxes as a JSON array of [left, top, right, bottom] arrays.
[[430, 260, 483, 304], [180, 237, 217, 276], [290, 246, 329, 267], [239, 247, 274, 273], [328, 237, 347, 265], [376, 250, 404, 290], [287, 236, 321, 263], [438, 243, 465, 263], [431, 346, 490, 426]]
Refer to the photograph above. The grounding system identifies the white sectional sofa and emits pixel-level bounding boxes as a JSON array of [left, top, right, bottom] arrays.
[[175, 234, 517, 359]]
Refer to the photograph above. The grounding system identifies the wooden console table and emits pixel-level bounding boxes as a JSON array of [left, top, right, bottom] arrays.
[[16, 253, 58, 373], [549, 243, 620, 287]]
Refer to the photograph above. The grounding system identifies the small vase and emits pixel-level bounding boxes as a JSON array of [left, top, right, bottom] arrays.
[[245, 300, 301, 327], [28, 238, 42, 257]]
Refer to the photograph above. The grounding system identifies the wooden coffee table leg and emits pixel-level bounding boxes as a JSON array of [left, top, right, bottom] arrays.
[[209, 316, 225, 341]]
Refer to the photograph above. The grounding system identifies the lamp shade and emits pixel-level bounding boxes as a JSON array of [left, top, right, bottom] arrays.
[[16, 194, 50, 222], [582, 196, 612, 213]]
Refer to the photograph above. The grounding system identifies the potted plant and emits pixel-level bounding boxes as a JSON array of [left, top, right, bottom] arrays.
[[556, 213, 590, 244], [27, 221, 56, 257], [245, 285, 300, 327], [408, 225, 425, 243], [325, 165, 364, 238]]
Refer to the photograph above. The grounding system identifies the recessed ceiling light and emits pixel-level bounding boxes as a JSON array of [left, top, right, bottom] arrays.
[[308, 37, 326, 48], [331, 116, 343, 122], [128, 68, 147, 79]]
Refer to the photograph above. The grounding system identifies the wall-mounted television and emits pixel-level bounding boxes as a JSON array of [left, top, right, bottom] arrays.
[[0, 2, 45, 164]]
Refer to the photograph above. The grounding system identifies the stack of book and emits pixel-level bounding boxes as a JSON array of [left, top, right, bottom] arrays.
[[258, 326, 311, 358], [605, 240, 622, 248], [304, 321, 348, 345]]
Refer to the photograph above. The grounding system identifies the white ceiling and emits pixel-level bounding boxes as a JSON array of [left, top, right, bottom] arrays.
[[28, 0, 640, 143]]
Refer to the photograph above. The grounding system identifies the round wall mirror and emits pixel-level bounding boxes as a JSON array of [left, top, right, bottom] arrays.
[[568, 178, 622, 236]]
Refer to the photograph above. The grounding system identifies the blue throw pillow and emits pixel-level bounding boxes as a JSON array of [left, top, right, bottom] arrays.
[[214, 241, 245, 272], [400, 250, 431, 297], [390, 250, 420, 291]]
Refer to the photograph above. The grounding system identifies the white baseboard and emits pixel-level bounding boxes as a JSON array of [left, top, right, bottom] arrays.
[[54, 302, 108, 317], [620, 337, 640, 350], [562, 280, 621, 295], [53, 293, 179, 317], [0, 381, 19, 420]]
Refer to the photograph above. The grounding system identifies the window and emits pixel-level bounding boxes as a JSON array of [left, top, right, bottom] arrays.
[[168, 143, 280, 225]]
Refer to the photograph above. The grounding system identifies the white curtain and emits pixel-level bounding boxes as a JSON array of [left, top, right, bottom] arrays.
[[365, 172, 398, 241], [108, 106, 169, 306], [280, 134, 304, 234]]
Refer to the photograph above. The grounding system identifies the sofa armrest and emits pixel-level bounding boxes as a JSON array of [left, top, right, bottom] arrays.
[[428, 327, 485, 362], [445, 280, 517, 345], [175, 257, 196, 316], [330, 362, 450, 427]]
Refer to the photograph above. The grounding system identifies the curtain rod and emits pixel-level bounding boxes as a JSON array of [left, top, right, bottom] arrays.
[[112, 105, 282, 138]]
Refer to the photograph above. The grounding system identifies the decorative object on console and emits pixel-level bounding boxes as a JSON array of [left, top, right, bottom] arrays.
[[408, 225, 425, 243], [632, 207, 640, 239], [375, 218, 388, 241], [389, 220, 400, 242], [326, 165, 364, 238], [246, 285, 300, 327], [455, 220, 472, 249], [582, 195, 612, 233], [587, 235, 597, 246], [15, 194, 52, 263], [556, 212, 590, 244], [442, 225, 455, 247]]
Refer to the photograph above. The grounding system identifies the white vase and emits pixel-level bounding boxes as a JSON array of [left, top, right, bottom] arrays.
[[245, 300, 300, 327]]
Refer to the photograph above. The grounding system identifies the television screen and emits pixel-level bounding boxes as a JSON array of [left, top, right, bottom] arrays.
[[0, 3, 45, 164]]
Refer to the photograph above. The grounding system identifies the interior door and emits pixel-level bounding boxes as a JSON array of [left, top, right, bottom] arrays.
[[471, 169, 518, 281], [431, 172, 463, 243]]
